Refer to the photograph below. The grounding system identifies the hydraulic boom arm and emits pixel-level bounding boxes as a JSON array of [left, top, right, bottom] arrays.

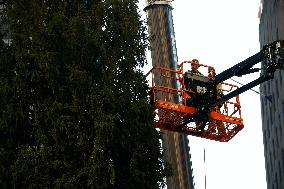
[[212, 40, 284, 106]]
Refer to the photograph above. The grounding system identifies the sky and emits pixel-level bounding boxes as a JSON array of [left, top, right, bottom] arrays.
[[138, 0, 267, 189]]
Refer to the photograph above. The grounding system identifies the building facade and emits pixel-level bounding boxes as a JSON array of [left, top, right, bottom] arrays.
[[145, 1, 195, 189], [259, 0, 284, 189]]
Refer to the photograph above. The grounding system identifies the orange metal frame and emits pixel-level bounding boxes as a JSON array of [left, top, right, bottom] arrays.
[[147, 61, 244, 142]]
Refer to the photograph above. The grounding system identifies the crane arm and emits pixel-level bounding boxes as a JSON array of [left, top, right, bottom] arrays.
[[214, 51, 265, 84], [214, 40, 284, 84], [211, 40, 284, 107]]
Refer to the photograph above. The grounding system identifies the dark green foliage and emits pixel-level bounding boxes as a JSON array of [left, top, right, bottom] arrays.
[[0, 0, 169, 188]]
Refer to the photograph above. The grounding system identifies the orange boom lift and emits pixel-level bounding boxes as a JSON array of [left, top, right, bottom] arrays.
[[147, 40, 284, 142]]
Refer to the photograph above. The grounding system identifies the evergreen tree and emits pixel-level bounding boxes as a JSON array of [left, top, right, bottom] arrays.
[[0, 0, 169, 188]]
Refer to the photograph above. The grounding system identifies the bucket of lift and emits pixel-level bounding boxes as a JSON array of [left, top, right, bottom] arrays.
[[147, 61, 244, 142]]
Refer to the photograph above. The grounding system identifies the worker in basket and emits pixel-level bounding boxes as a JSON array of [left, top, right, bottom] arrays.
[[213, 83, 226, 134], [183, 59, 208, 130], [183, 59, 205, 107], [184, 59, 202, 88], [216, 83, 226, 112]]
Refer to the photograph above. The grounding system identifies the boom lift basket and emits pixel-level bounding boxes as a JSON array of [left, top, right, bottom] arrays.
[[147, 61, 244, 142]]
